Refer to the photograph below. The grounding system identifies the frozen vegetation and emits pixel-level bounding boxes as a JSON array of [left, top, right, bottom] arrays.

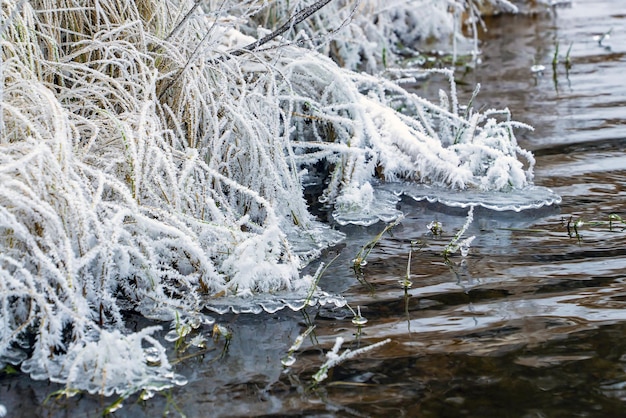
[[0, 0, 550, 397]]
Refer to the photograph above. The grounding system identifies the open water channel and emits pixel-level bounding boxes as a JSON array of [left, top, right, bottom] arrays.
[[2, 1, 626, 416]]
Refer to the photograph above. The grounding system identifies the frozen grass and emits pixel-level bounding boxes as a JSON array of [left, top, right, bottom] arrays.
[[238, 0, 519, 72], [1, 0, 535, 395]]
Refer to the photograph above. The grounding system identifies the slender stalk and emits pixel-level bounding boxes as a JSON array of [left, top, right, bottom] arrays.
[[233, 0, 335, 57], [165, 0, 204, 43], [0, 0, 28, 138], [160, 0, 337, 99]]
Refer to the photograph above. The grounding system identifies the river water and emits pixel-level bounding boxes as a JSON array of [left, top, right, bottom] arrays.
[[2, 1, 626, 416]]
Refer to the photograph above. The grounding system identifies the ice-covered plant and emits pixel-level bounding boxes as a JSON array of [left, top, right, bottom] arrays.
[[281, 325, 316, 367], [0, 0, 541, 397], [0, 0, 313, 395], [428, 220, 443, 236], [443, 206, 476, 258], [351, 218, 403, 274], [238, 0, 519, 72], [400, 240, 422, 289], [312, 336, 391, 384], [348, 305, 368, 326]]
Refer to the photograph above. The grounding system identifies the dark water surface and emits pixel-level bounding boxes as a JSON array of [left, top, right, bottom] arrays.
[[3, 2, 626, 417]]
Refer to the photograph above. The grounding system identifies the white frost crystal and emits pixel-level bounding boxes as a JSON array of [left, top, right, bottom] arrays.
[[0, 0, 547, 395]]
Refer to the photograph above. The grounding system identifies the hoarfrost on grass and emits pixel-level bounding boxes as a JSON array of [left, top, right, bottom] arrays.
[[0, 0, 558, 396]]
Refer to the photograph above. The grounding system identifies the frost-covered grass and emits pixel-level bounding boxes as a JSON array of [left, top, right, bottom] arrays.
[[1, 0, 535, 396], [238, 0, 519, 71]]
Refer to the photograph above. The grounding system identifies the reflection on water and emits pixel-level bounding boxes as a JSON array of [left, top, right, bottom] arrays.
[[2, 1, 626, 416]]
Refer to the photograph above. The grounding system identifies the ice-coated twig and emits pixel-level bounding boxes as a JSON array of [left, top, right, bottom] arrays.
[[312, 337, 391, 383], [444, 206, 476, 258]]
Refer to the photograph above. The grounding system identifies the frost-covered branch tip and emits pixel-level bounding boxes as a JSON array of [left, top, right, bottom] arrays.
[[313, 337, 391, 383], [234, 0, 335, 56]]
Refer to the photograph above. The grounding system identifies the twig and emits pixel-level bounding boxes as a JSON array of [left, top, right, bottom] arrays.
[[229, 0, 334, 59], [165, 0, 204, 43], [159, 0, 336, 99]]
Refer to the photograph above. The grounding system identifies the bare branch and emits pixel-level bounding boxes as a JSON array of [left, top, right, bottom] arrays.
[[231, 0, 334, 57]]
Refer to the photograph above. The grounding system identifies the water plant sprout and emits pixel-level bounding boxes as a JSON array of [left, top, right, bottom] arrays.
[[563, 213, 626, 241], [400, 239, 422, 290], [429, 220, 443, 235], [0, 0, 557, 401], [348, 304, 368, 326], [608, 214, 626, 231], [594, 27, 613, 46], [281, 325, 316, 368], [443, 206, 476, 259], [352, 218, 402, 273]]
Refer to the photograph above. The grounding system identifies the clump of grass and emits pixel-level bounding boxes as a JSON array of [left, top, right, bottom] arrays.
[[245, 0, 514, 73], [0, 0, 541, 396]]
